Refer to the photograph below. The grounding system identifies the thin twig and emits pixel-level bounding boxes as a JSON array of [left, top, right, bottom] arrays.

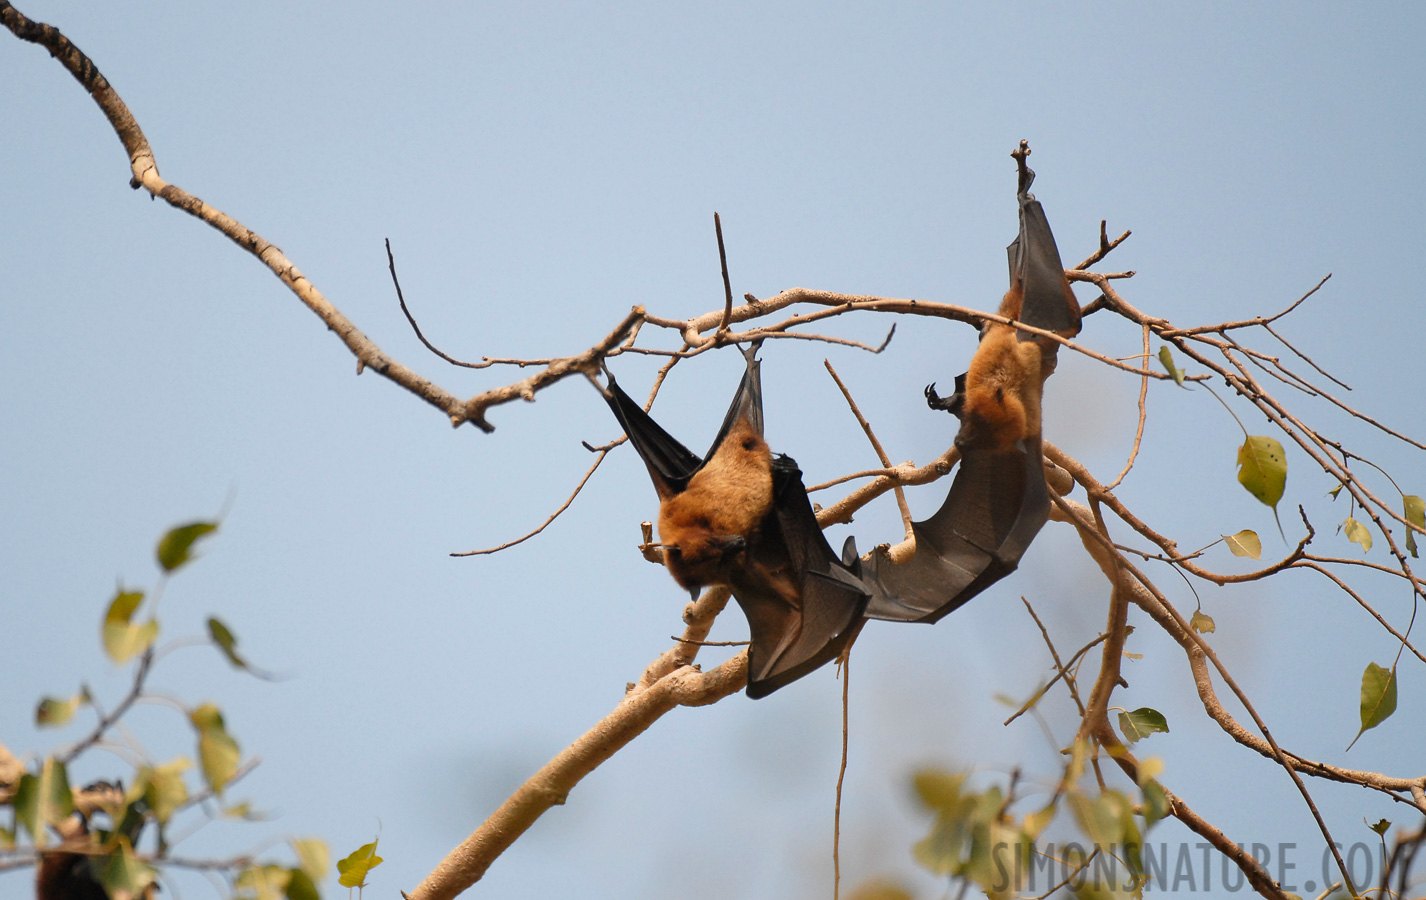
[[1024, 846, 1100, 900], [388, 239, 491, 370], [1004, 606, 1105, 726], [58, 648, 154, 764], [823, 360, 914, 539], [833, 654, 850, 900], [1261, 321, 1351, 391], [1071, 219, 1132, 271], [1159, 275, 1332, 337], [453, 451, 610, 556], [669, 637, 749, 647], [715, 213, 733, 336], [1104, 323, 1151, 490]]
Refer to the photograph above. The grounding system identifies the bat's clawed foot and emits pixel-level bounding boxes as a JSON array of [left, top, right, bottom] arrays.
[[925, 381, 965, 417]]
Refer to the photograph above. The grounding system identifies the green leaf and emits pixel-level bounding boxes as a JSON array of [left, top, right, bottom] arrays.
[[222, 801, 271, 821], [1189, 610, 1216, 634], [1368, 818, 1391, 836], [1328, 484, 1344, 499], [911, 769, 966, 811], [98, 836, 158, 900], [103, 589, 158, 665], [13, 757, 74, 845], [209, 617, 248, 670], [1067, 790, 1124, 849], [1157, 346, 1185, 386], [912, 812, 968, 876], [136, 758, 191, 825], [36, 692, 85, 728], [1347, 662, 1397, 751], [291, 838, 330, 883], [285, 868, 320, 900], [1404, 495, 1424, 558], [191, 703, 241, 793], [156, 520, 218, 572], [1224, 529, 1262, 559], [1023, 800, 1057, 838], [337, 839, 384, 889], [1343, 517, 1373, 552], [1141, 778, 1170, 829], [1237, 436, 1287, 512], [1118, 707, 1170, 744]]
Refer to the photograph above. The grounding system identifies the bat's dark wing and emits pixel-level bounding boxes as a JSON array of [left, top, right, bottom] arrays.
[[1008, 165, 1082, 345], [601, 344, 764, 499], [861, 435, 1048, 623], [601, 377, 705, 499], [704, 342, 765, 457], [732, 454, 870, 698]]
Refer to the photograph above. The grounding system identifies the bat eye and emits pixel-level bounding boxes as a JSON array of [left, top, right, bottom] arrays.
[[741, 438, 758, 450]]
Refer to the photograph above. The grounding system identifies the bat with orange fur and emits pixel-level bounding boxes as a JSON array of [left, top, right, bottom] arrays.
[[599, 345, 870, 697], [862, 142, 1081, 623]]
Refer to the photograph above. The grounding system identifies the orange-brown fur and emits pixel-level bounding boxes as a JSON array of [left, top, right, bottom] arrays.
[[657, 415, 773, 589], [960, 284, 1051, 452]]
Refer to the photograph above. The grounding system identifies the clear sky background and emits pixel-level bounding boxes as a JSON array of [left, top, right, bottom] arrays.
[[4, 3, 1425, 899]]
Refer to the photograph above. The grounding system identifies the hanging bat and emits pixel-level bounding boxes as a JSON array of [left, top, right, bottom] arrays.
[[599, 345, 870, 698], [862, 142, 1081, 623]]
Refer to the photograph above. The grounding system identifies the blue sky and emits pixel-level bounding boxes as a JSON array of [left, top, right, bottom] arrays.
[[4, 4, 1425, 898]]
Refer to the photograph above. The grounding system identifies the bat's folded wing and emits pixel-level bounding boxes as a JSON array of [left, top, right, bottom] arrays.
[[704, 342, 766, 458], [862, 437, 1049, 623], [1009, 192, 1082, 340], [733, 455, 870, 698], [602, 378, 705, 498]]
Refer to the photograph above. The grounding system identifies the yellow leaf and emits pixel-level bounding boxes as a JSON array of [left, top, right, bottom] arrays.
[[1224, 529, 1261, 559], [1236, 436, 1287, 508], [1343, 517, 1373, 552], [103, 590, 157, 664], [337, 840, 384, 889], [1157, 346, 1185, 386], [1404, 495, 1424, 558], [1190, 610, 1216, 634]]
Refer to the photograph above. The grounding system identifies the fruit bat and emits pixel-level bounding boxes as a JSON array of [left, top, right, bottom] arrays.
[[599, 345, 870, 698], [861, 144, 1082, 623]]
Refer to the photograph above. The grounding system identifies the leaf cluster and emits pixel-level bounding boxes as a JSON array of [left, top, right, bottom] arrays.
[[0, 521, 346, 900]]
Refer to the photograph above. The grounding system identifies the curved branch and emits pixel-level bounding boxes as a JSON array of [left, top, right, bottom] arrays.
[[405, 654, 747, 900]]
